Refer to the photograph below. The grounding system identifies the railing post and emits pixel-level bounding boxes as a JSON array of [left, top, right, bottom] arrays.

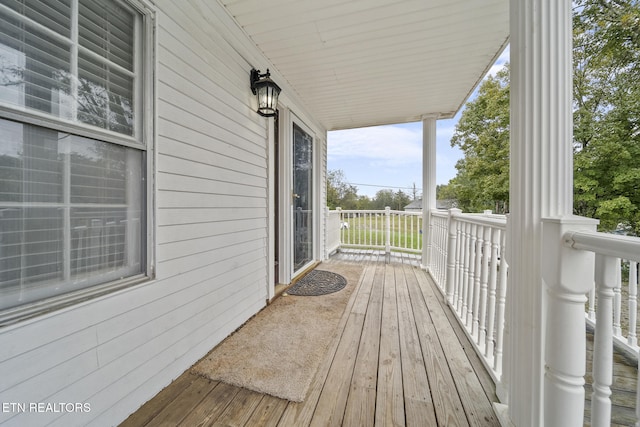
[[336, 207, 342, 249], [629, 261, 638, 348], [385, 206, 391, 264], [445, 209, 462, 305], [542, 216, 598, 427]]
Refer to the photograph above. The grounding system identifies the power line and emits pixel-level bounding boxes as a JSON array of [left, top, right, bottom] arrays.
[[345, 182, 422, 191]]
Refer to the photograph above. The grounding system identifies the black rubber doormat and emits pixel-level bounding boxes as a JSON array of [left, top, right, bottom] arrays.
[[286, 270, 347, 296]]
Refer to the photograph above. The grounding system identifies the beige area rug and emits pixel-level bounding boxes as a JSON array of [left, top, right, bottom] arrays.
[[192, 262, 364, 402]]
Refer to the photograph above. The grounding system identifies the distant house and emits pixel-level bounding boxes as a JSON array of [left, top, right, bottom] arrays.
[[404, 198, 458, 212]]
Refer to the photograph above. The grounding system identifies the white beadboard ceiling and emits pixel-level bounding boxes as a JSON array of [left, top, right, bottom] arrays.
[[220, 0, 509, 131]]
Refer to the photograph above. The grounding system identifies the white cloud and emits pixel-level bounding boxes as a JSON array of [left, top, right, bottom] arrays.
[[328, 125, 422, 167]]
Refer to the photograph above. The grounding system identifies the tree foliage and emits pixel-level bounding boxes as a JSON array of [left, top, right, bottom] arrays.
[[573, 0, 640, 233], [447, 66, 510, 214], [442, 1, 640, 233], [326, 169, 360, 209], [326, 169, 415, 210]]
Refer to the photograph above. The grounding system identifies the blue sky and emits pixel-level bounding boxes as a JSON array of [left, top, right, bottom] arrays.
[[327, 48, 509, 198]]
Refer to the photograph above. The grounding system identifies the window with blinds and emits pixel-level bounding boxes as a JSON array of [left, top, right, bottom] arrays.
[[0, 0, 149, 317]]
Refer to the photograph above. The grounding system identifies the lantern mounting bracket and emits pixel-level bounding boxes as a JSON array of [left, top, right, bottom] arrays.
[[250, 68, 270, 95]]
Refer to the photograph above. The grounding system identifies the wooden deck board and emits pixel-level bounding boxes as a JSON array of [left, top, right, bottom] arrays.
[[342, 264, 382, 427], [414, 265, 500, 426], [146, 376, 217, 426], [177, 381, 238, 426], [404, 263, 470, 426], [375, 266, 405, 426], [120, 256, 500, 427], [243, 396, 288, 426], [396, 265, 438, 426], [119, 370, 195, 427]]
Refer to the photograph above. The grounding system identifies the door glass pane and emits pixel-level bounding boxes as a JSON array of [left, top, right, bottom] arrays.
[[293, 123, 313, 271]]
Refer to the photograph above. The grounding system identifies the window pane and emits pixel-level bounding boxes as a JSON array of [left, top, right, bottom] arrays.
[[0, 118, 145, 311], [0, 0, 137, 138], [78, 52, 134, 135], [79, 0, 134, 71], [0, 207, 63, 291], [0, 7, 72, 117], [0, 120, 62, 204], [70, 206, 141, 280], [70, 136, 127, 204], [1, 0, 72, 37]]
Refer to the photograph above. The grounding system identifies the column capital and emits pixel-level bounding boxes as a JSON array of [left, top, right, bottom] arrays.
[[420, 114, 439, 121]]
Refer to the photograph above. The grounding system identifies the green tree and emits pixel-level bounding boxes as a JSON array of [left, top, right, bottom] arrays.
[[326, 169, 360, 209], [448, 65, 510, 214], [573, 0, 640, 234], [371, 189, 395, 210]]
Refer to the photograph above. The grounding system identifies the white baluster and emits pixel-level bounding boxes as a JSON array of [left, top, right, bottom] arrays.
[[636, 347, 640, 427], [588, 287, 596, 322], [591, 254, 617, 426], [384, 207, 390, 263], [461, 221, 471, 318], [438, 216, 444, 283], [472, 224, 483, 337], [455, 221, 464, 313], [478, 224, 491, 352], [613, 257, 622, 338], [485, 227, 500, 361], [368, 212, 372, 247], [445, 209, 462, 306], [629, 261, 638, 348], [463, 223, 474, 327], [494, 230, 508, 377]]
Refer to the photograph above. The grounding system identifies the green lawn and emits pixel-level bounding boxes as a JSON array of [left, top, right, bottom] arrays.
[[339, 215, 423, 251]]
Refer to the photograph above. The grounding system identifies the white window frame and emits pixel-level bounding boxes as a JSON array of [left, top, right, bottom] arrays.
[[0, 0, 156, 326]]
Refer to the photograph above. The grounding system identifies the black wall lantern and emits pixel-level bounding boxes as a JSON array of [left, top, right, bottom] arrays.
[[250, 68, 281, 117]]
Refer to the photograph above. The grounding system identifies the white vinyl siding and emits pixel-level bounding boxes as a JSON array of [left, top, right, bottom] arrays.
[[0, 1, 266, 425], [0, 1, 325, 425]]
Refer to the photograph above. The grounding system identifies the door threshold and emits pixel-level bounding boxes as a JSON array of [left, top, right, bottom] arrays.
[[270, 261, 321, 303]]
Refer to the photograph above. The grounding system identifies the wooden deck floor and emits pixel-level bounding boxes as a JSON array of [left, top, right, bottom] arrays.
[[120, 255, 499, 426]]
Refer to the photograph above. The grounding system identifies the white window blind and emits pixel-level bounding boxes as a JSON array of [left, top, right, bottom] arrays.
[[0, 0, 148, 316], [0, 118, 144, 310], [0, 0, 138, 138]]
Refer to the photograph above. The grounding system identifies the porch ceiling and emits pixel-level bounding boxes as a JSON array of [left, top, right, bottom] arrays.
[[219, 0, 509, 130]]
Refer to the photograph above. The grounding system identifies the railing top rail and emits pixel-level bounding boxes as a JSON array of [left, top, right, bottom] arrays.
[[430, 210, 449, 218], [564, 230, 640, 262], [389, 209, 423, 216], [456, 213, 507, 230], [333, 209, 384, 214], [332, 209, 422, 216]]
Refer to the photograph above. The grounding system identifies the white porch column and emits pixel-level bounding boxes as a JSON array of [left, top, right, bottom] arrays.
[[422, 115, 437, 269], [507, 0, 574, 425]]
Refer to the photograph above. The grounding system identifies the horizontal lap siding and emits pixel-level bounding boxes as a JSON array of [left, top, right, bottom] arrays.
[[0, 1, 270, 426]]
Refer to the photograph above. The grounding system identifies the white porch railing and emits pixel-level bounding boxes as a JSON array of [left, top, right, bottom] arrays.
[[586, 258, 640, 352], [427, 209, 509, 387], [329, 207, 423, 260], [546, 227, 640, 427], [326, 207, 640, 426]]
